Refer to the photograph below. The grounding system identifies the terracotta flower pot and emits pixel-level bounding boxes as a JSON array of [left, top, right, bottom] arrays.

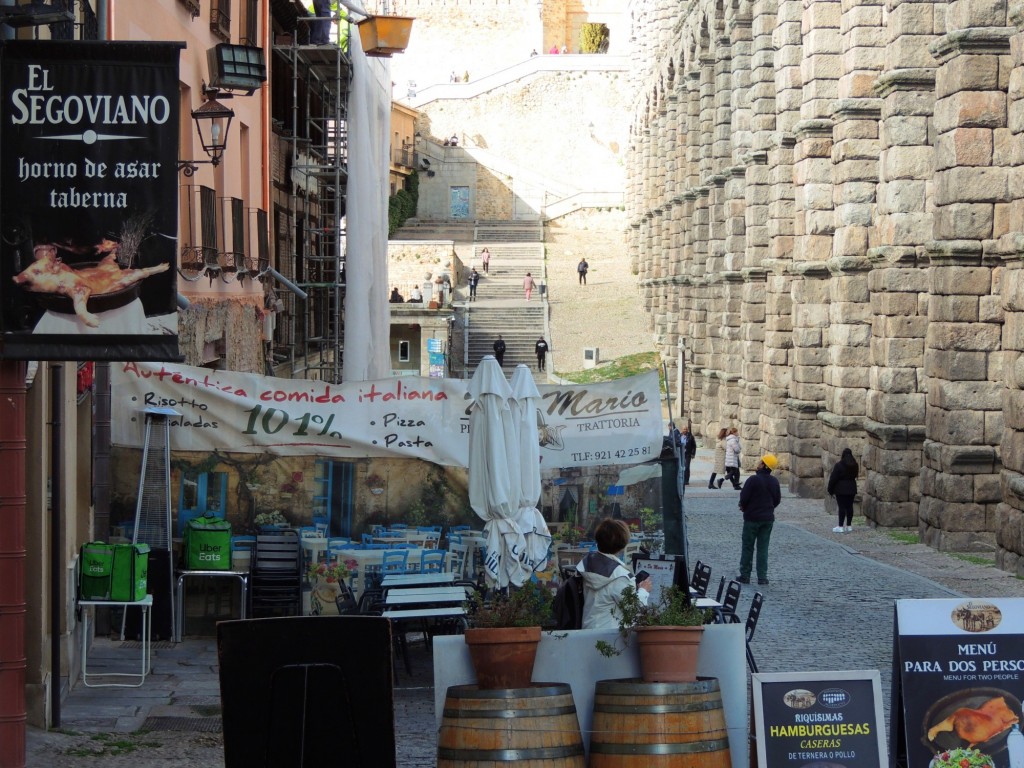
[[464, 626, 542, 689], [635, 625, 705, 682]]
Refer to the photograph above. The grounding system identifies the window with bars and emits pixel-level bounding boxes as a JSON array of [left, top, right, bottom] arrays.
[[240, 0, 258, 46], [210, 0, 231, 42], [200, 186, 218, 253]]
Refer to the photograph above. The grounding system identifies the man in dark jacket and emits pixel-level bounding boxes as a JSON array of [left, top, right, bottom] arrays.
[[737, 454, 781, 585], [492, 335, 506, 366]]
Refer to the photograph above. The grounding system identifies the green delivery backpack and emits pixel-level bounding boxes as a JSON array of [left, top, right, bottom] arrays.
[[111, 543, 150, 602], [79, 541, 114, 600], [184, 515, 232, 570]]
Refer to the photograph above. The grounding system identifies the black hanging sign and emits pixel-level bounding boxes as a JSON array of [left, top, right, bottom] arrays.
[[0, 40, 183, 361], [892, 598, 1024, 768], [752, 670, 887, 768]]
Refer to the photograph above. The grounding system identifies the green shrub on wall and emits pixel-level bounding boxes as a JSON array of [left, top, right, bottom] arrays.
[[581, 23, 609, 54], [388, 170, 419, 236]]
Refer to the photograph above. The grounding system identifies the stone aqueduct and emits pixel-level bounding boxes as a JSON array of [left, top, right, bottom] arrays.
[[624, 0, 1024, 569]]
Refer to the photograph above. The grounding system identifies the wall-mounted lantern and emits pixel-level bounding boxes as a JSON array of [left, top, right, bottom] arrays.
[[178, 87, 235, 176]]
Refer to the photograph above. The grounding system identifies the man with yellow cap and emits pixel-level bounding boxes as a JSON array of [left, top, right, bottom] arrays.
[[737, 454, 781, 585]]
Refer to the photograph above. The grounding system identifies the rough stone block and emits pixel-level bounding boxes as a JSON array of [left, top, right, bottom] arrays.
[[1002, 314, 1024, 351], [926, 406, 986, 446], [925, 349, 989, 381], [933, 202, 994, 240], [829, 225, 866, 256], [930, 266, 993, 296], [927, 322, 1002, 352], [836, 181, 877, 204], [871, 291, 919, 316], [986, 409, 1004, 445], [886, 35, 944, 69], [935, 54, 1001, 98], [804, 28, 843, 57], [933, 127, 994, 170], [882, 145, 936, 180], [887, 3, 936, 36], [946, 0, 1014, 28], [929, 295, 981, 322], [803, 0, 842, 31], [880, 115, 930, 146], [934, 468, 977, 502], [865, 472, 911, 501], [876, 336, 927, 365], [867, 390, 926, 424], [878, 180, 928, 214], [933, 91, 1008, 133], [979, 294, 1004, 324], [935, 166, 1009, 205], [927, 379, 1003, 410], [831, 387, 867, 416], [869, 366, 920, 394]]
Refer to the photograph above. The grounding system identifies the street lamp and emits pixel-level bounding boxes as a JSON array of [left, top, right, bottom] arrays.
[[177, 87, 235, 176]]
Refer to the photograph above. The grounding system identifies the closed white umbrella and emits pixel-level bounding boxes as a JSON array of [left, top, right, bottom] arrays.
[[509, 365, 551, 573], [468, 356, 529, 587]]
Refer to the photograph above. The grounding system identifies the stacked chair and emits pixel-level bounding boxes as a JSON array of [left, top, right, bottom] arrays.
[[250, 530, 302, 617]]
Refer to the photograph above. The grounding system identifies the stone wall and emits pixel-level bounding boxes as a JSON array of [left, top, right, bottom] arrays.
[[626, 0, 1024, 569]]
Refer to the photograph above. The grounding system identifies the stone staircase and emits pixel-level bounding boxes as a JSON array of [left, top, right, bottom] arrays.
[[390, 219, 476, 242], [389, 219, 551, 380], [464, 305, 548, 372], [458, 243, 546, 301], [463, 223, 548, 379]]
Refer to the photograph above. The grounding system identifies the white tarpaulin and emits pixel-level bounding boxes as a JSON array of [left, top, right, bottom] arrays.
[[110, 362, 664, 469], [615, 463, 663, 487], [468, 356, 530, 587], [344, 33, 392, 381], [509, 364, 551, 574]]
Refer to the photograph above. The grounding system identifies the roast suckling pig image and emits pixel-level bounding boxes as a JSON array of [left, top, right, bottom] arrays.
[[927, 696, 1019, 747], [13, 242, 169, 327]]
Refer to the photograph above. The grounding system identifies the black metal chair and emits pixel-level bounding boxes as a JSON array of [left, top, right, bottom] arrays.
[[691, 561, 712, 597], [250, 531, 302, 618], [745, 591, 765, 672], [716, 579, 743, 624], [714, 575, 726, 602]]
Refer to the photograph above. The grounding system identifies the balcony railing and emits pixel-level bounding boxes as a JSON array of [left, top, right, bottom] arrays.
[[210, 0, 231, 42]]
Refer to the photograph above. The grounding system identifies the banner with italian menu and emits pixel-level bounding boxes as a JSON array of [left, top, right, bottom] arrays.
[[111, 361, 664, 469]]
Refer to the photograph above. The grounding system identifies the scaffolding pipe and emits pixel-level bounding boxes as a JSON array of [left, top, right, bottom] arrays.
[[268, 268, 309, 300]]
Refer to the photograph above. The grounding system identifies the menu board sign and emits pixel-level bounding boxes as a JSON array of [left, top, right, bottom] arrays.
[[752, 670, 886, 768], [893, 598, 1024, 768], [631, 554, 687, 601]]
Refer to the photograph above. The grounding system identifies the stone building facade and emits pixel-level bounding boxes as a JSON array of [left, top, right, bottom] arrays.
[[626, 0, 1024, 570]]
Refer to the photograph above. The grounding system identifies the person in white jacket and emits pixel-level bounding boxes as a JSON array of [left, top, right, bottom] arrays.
[[723, 427, 742, 490], [576, 519, 652, 630]]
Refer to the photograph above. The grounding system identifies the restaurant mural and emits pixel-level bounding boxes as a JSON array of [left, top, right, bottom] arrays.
[[108, 364, 668, 539], [0, 41, 181, 361]]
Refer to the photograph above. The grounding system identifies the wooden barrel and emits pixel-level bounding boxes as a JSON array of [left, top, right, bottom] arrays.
[[437, 683, 586, 767], [589, 677, 732, 768]]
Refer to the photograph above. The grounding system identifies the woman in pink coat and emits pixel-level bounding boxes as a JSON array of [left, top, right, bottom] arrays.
[[524, 272, 536, 300]]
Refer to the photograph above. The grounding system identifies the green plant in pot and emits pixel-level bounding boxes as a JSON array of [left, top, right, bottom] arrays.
[[598, 585, 711, 683], [463, 580, 552, 689]]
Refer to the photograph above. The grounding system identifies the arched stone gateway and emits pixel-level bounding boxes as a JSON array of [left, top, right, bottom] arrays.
[[627, 0, 1024, 571]]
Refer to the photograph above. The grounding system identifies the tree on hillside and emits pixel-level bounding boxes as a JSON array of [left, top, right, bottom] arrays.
[[581, 23, 609, 54]]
